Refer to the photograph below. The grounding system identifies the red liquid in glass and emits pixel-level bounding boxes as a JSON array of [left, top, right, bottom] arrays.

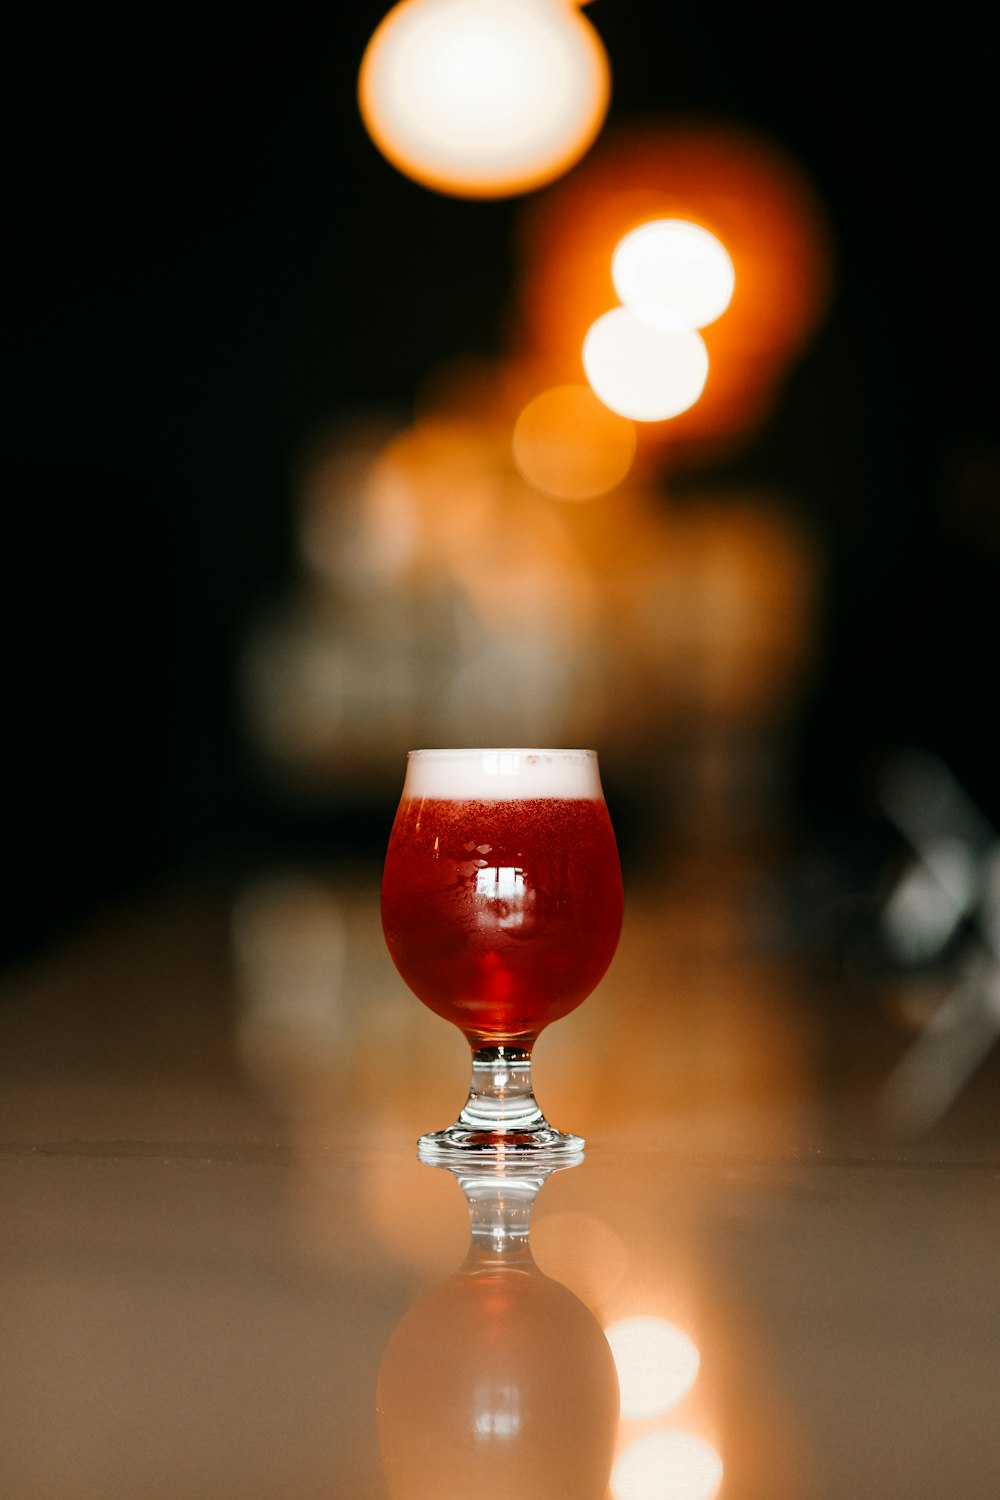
[[381, 796, 623, 1044]]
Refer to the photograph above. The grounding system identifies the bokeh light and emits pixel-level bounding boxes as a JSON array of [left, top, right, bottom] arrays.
[[358, 0, 611, 198], [530, 1210, 629, 1306], [513, 384, 636, 499], [612, 220, 734, 331], [583, 310, 709, 422], [515, 121, 834, 454], [605, 1316, 701, 1418], [612, 1431, 723, 1500]]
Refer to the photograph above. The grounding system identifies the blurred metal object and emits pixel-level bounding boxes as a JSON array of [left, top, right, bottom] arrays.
[[881, 951, 1000, 1136], [877, 749, 1000, 1133]]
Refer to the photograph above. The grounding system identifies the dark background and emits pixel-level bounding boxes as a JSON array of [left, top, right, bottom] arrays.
[[3, 1, 997, 963]]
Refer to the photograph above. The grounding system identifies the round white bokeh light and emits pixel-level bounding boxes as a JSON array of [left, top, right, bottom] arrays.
[[358, 0, 610, 198], [583, 308, 709, 422], [612, 220, 735, 331], [612, 1431, 723, 1500], [604, 1316, 701, 1419]]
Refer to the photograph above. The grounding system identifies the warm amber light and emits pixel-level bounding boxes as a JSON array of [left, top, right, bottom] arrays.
[[605, 1316, 701, 1418], [514, 122, 834, 452], [530, 1210, 629, 1306], [612, 1431, 723, 1500], [512, 383, 636, 499], [583, 309, 709, 422], [358, 0, 611, 199], [612, 220, 734, 331]]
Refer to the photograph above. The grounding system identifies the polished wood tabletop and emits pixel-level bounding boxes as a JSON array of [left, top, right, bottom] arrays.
[[2, 861, 999, 1499]]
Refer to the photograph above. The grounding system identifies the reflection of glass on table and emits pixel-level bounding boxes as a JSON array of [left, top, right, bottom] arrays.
[[376, 1159, 620, 1500]]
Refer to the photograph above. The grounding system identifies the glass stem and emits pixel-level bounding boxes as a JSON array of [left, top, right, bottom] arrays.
[[461, 1173, 540, 1262], [455, 1044, 547, 1136]]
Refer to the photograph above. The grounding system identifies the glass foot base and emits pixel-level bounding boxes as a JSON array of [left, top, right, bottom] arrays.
[[419, 1043, 584, 1160], [418, 1124, 585, 1161]]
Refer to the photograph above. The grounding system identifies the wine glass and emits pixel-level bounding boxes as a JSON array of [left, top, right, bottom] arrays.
[[380, 748, 623, 1157]]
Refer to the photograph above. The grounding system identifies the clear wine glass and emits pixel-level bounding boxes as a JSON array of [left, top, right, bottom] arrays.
[[380, 748, 623, 1157]]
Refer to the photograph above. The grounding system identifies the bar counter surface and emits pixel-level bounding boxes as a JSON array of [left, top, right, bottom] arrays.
[[2, 864, 998, 1498]]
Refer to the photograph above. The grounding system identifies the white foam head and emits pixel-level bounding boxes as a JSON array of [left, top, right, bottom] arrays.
[[402, 748, 604, 801]]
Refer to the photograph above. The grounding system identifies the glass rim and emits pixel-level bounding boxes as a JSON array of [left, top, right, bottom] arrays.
[[407, 747, 598, 758]]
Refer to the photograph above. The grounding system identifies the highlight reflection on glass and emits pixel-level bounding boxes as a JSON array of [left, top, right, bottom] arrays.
[[380, 748, 623, 1156], [376, 1160, 620, 1500]]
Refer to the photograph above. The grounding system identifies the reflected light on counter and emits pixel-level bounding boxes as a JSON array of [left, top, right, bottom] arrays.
[[358, 0, 611, 198], [512, 383, 636, 499], [583, 309, 709, 421], [605, 1316, 700, 1418], [612, 220, 734, 331], [531, 1210, 629, 1307], [612, 1431, 723, 1500], [232, 875, 347, 1059]]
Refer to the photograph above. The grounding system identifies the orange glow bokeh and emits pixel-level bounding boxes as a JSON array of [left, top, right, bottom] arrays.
[[515, 122, 834, 459], [512, 383, 636, 499]]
